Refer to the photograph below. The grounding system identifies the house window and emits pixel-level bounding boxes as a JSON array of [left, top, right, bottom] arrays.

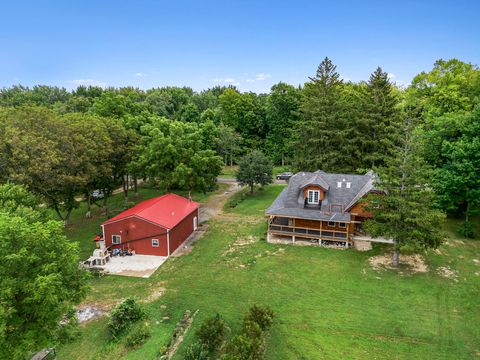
[[112, 235, 121, 244], [339, 222, 347, 228], [307, 190, 320, 204], [337, 181, 342, 188], [346, 182, 351, 189], [328, 221, 336, 227], [152, 239, 159, 247]]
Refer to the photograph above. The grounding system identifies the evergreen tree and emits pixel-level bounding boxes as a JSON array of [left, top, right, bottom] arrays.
[[364, 110, 445, 266], [355, 67, 401, 169], [294, 57, 349, 172]]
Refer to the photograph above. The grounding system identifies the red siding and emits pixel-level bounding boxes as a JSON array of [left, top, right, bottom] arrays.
[[102, 208, 199, 257], [169, 208, 199, 254], [103, 217, 169, 256]]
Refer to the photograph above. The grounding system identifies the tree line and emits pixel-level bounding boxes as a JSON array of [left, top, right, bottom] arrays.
[[0, 57, 478, 230]]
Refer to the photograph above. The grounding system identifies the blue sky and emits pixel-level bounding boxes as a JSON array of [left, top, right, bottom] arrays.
[[0, 0, 479, 93]]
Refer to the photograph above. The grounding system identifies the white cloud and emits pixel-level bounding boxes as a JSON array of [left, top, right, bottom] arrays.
[[387, 73, 396, 80], [70, 79, 107, 87], [255, 73, 271, 81], [135, 72, 145, 77], [213, 78, 239, 86], [246, 73, 272, 83]]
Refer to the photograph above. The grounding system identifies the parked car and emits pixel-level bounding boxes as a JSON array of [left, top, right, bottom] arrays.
[[92, 189, 105, 199], [276, 172, 293, 181]]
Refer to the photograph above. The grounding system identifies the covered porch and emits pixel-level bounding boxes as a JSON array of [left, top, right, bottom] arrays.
[[267, 215, 352, 247]]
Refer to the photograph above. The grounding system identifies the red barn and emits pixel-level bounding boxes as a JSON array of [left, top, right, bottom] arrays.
[[101, 194, 200, 256]]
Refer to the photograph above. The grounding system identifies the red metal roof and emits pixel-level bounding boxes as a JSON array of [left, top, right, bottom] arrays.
[[102, 193, 199, 229]]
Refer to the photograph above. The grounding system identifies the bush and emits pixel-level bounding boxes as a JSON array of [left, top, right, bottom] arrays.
[[244, 305, 273, 332], [55, 309, 80, 343], [108, 298, 146, 339], [124, 322, 152, 349], [458, 221, 476, 239], [195, 313, 228, 353], [222, 306, 273, 360], [223, 332, 265, 360], [183, 341, 209, 360], [225, 192, 246, 209]]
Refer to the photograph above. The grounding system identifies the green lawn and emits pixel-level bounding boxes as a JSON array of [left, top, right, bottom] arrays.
[[57, 185, 480, 359]]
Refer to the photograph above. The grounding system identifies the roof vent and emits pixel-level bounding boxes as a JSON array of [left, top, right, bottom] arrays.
[[342, 178, 346, 182], [172, 211, 175, 216], [346, 182, 351, 188]]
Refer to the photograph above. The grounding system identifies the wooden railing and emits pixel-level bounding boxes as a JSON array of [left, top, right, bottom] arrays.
[[269, 224, 348, 240]]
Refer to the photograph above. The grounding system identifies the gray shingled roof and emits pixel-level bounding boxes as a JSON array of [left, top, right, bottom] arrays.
[[299, 172, 330, 190], [266, 170, 376, 222]]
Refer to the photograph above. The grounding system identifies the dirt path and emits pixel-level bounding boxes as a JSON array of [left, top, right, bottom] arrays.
[[199, 182, 242, 222], [171, 182, 242, 257]]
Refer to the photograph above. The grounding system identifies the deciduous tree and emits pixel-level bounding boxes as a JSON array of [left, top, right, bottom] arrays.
[[0, 187, 86, 359], [236, 150, 273, 193]]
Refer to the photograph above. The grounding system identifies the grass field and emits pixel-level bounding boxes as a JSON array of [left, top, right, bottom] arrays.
[[57, 185, 480, 359]]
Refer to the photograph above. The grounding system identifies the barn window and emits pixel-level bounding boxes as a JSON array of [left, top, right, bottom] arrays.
[[339, 222, 347, 228], [112, 235, 121, 244], [152, 239, 159, 247], [193, 216, 198, 230], [307, 190, 320, 204], [328, 221, 336, 227]]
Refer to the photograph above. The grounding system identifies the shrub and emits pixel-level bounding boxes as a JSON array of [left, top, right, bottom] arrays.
[[244, 305, 273, 331], [222, 306, 273, 360], [55, 309, 80, 343], [223, 332, 265, 360], [183, 341, 209, 360], [195, 313, 228, 353], [225, 192, 246, 209], [108, 298, 146, 339], [458, 221, 476, 239], [124, 322, 152, 349]]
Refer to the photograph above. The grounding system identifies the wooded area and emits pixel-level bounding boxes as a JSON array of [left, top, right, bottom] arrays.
[[0, 57, 477, 229]]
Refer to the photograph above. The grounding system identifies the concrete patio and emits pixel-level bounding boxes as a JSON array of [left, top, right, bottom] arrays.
[[100, 255, 168, 278]]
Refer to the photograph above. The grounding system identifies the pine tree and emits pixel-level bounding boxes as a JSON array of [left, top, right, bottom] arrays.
[[294, 57, 350, 172], [364, 110, 445, 266], [355, 67, 401, 169]]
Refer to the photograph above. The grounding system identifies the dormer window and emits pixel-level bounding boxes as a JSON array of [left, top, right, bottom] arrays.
[[337, 181, 342, 188], [307, 190, 320, 204], [346, 182, 351, 189]]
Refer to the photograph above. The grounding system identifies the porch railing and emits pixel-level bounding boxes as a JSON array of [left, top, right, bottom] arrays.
[[269, 224, 348, 240]]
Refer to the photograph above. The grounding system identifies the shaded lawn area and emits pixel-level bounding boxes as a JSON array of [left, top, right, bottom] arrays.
[[219, 165, 292, 179], [57, 185, 480, 360], [224, 184, 287, 216], [62, 185, 226, 260]]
